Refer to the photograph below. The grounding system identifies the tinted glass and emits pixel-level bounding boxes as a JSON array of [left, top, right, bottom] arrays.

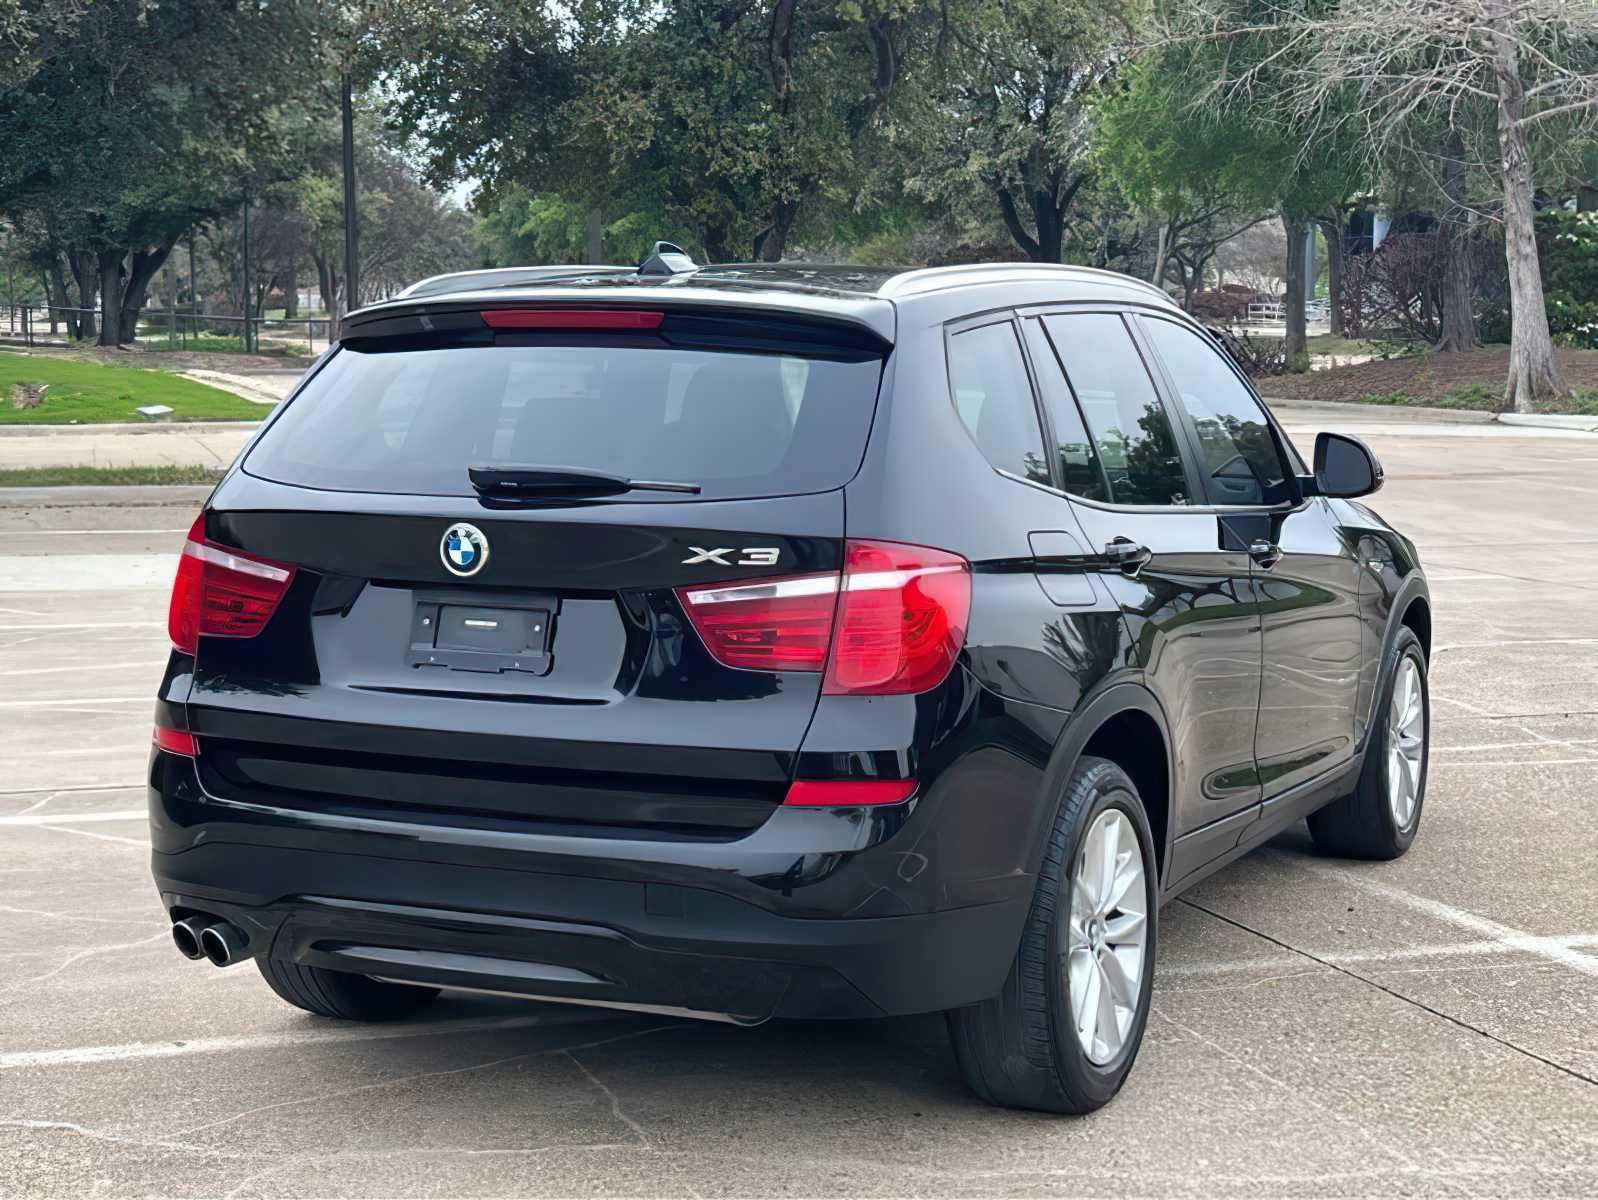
[[246, 343, 883, 499], [1141, 317, 1293, 506], [1042, 314, 1190, 506], [1019, 319, 1107, 501], [947, 322, 1050, 486]]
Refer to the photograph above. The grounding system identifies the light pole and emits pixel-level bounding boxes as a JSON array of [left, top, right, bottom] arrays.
[[341, 70, 359, 322]]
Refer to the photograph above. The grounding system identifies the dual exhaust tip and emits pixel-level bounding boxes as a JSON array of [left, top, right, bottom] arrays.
[[172, 915, 249, 967]]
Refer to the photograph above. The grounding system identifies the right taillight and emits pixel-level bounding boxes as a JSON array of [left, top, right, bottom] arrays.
[[675, 539, 970, 696], [824, 540, 970, 696], [168, 514, 297, 655]]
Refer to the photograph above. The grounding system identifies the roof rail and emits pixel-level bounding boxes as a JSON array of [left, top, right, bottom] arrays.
[[878, 262, 1174, 304]]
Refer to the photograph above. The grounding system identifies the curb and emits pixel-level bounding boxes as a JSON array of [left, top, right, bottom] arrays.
[[1496, 412, 1598, 433], [0, 421, 261, 437]]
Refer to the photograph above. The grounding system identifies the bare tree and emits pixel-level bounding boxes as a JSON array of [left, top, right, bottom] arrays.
[[1170, 0, 1598, 411]]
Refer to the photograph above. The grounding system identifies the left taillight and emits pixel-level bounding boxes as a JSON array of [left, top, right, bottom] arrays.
[[168, 514, 297, 655]]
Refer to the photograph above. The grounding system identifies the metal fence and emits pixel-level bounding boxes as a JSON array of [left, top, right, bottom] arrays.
[[0, 305, 334, 356]]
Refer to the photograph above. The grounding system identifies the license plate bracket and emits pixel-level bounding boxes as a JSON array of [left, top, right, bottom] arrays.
[[407, 591, 556, 675]]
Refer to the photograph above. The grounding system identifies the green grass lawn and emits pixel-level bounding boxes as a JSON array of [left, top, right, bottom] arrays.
[[0, 464, 224, 487], [1357, 384, 1598, 414], [0, 352, 263, 424]]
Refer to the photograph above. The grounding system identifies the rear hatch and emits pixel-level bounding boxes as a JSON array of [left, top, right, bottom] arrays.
[[180, 302, 889, 839]]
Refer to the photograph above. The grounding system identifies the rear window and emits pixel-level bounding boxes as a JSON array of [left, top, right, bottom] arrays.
[[246, 342, 885, 499]]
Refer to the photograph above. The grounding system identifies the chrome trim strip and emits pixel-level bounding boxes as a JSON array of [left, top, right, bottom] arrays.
[[684, 575, 839, 605]]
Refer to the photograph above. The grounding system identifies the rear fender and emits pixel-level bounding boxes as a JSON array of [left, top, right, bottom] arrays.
[[1023, 681, 1174, 888]]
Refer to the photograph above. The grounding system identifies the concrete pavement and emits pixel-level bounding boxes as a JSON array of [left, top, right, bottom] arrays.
[[0, 419, 1595, 1197]]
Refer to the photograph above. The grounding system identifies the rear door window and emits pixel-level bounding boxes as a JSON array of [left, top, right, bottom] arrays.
[[246, 342, 884, 499], [1041, 313, 1191, 507]]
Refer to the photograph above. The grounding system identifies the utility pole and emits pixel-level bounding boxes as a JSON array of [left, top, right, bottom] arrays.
[[341, 70, 359, 322]]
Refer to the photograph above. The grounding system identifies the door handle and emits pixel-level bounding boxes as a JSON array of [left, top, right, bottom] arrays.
[[1101, 537, 1152, 575], [1248, 539, 1283, 570]]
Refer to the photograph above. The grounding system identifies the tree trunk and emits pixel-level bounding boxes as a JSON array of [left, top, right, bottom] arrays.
[[1433, 132, 1478, 353], [756, 199, 799, 262], [96, 251, 125, 348], [993, 184, 1043, 262], [585, 209, 603, 264], [283, 258, 299, 319], [700, 226, 732, 264], [46, 257, 71, 338], [1435, 228, 1479, 353], [1282, 215, 1308, 369], [1149, 220, 1170, 287], [1578, 185, 1598, 213], [311, 252, 338, 319], [1319, 216, 1346, 337], [121, 245, 172, 344], [1488, 4, 1565, 411], [1030, 190, 1063, 263], [70, 250, 96, 341]]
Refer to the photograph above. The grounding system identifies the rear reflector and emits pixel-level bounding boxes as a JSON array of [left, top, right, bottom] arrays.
[[482, 309, 664, 331], [823, 540, 971, 696], [784, 779, 916, 807], [677, 574, 839, 671], [153, 726, 198, 757], [168, 514, 297, 655]]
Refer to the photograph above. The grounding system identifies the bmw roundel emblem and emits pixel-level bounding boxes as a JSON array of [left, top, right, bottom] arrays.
[[440, 522, 489, 577]]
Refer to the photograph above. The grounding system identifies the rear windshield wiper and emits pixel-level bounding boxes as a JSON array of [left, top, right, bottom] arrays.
[[467, 464, 702, 497]]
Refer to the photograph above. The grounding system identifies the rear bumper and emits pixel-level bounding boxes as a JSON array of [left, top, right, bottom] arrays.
[[149, 752, 1032, 1021]]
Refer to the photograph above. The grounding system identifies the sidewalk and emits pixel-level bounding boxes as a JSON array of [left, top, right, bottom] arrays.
[[0, 422, 256, 470], [179, 368, 302, 406]]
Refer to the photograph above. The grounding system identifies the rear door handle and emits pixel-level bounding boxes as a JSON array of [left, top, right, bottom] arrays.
[[1101, 538, 1152, 575], [1248, 540, 1283, 570]]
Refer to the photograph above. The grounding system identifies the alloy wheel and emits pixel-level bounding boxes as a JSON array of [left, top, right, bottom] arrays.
[[1065, 808, 1148, 1066], [1387, 656, 1426, 829]]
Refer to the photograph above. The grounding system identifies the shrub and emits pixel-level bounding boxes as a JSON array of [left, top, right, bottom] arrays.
[[1208, 327, 1288, 376], [1538, 210, 1598, 348], [1187, 288, 1253, 322]]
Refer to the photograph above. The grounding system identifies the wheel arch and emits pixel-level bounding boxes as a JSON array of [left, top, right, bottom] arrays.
[[1399, 592, 1432, 662], [1358, 571, 1432, 756], [1032, 683, 1175, 886]]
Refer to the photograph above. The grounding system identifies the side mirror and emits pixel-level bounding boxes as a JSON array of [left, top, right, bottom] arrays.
[[1311, 432, 1383, 498]]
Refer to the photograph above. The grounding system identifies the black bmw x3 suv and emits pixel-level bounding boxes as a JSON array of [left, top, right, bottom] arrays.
[[150, 252, 1432, 1113]]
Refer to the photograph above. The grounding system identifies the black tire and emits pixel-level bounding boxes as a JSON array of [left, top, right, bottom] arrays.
[[947, 756, 1158, 1114], [1309, 626, 1429, 860], [256, 956, 440, 1021]]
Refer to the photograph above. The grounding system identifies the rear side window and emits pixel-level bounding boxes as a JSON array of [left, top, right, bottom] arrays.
[[1139, 317, 1294, 506], [1042, 313, 1190, 507], [246, 343, 884, 499], [1019, 320, 1107, 502], [947, 322, 1050, 486]]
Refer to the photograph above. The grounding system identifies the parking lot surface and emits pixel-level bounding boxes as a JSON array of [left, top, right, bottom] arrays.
[[1, 415, 1595, 1198]]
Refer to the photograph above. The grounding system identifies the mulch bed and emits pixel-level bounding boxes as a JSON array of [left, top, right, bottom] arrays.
[[1261, 346, 1598, 404]]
